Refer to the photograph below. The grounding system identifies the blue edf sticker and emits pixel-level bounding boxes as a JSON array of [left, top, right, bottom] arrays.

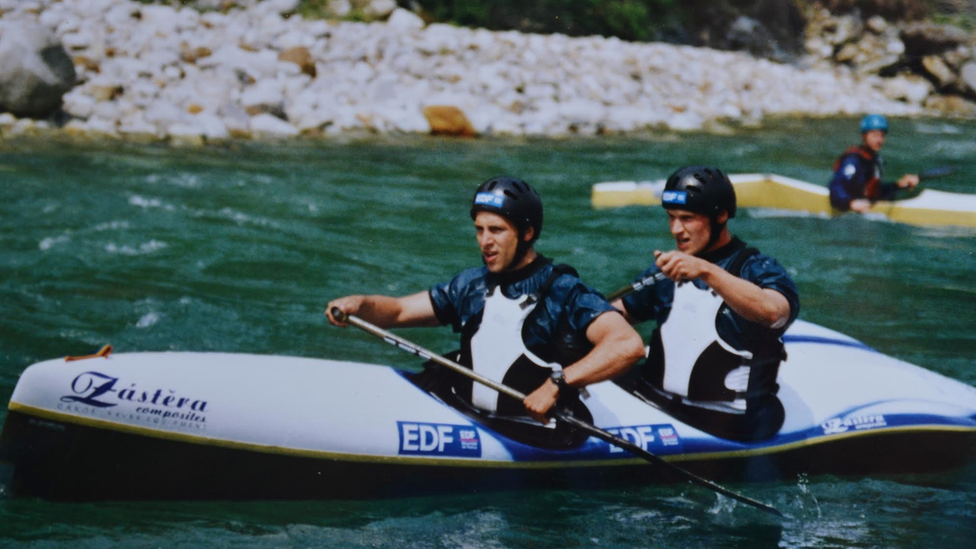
[[397, 421, 482, 458], [661, 190, 688, 205], [474, 192, 505, 209]]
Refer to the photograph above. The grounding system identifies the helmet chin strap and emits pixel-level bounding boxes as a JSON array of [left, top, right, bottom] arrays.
[[506, 231, 532, 272], [705, 217, 726, 252]]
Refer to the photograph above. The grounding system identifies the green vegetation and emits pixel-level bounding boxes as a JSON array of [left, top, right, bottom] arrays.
[[407, 0, 683, 42], [148, 1, 974, 50]]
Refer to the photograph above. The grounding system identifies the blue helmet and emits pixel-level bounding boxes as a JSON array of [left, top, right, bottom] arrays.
[[860, 114, 889, 134]]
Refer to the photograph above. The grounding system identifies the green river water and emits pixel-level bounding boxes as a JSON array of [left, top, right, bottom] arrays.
[[1, 118, 975, 548]]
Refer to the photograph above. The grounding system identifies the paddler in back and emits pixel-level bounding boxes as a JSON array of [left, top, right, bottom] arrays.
[[327, 176, 644, 428], [611, 165, 800, 442], [829, 114, 919, 213]]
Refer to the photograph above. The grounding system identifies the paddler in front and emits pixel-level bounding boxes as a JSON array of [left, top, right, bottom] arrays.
[[829, 114, 920, 214], [611, 166, 800, 442], [327, 176, 645, 430]]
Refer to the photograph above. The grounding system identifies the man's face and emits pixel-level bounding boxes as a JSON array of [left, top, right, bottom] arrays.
[[474, 211, 528, 273], [667, 209, 713, 256], [863, 130, 886, 152]]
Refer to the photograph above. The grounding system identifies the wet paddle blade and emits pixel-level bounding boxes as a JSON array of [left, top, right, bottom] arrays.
[[919, 167, 955, 181]]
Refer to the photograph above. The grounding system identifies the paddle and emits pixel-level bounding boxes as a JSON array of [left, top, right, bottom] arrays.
[[881, 167, 954, 203], [330, 308, 784, 517], [918, 166, 955, 181], [606, 271, 667, 302]]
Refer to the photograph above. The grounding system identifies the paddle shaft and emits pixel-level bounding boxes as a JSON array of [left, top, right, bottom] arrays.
[[606, 271, 667, 302], [331, 308, 783, 517]]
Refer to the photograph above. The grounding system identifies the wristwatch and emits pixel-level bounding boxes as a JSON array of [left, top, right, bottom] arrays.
[[550, 370, 570, 393]]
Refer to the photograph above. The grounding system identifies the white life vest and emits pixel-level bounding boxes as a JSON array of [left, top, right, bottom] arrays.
[[658, 281, 752, 412], [468, 287, 560, 413]]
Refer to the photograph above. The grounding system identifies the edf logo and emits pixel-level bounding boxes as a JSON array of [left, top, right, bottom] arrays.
[[604, 424, 681, 454], [397, 422, 481, 458], [606, 425, 655, 453]]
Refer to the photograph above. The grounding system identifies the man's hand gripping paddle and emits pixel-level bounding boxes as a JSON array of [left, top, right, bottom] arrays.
[[330, 308, 783, 517], [606, 271, 668, 302]]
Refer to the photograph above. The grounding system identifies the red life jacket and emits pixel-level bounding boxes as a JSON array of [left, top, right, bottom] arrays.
[[834, 145, 881, 199]]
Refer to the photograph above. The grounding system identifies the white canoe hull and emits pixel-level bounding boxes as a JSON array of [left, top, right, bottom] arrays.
[[2, 320, 975, 500]]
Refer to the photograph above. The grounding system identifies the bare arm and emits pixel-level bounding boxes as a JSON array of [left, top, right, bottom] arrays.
[[610, 297, 635, 323], [326, 291, 440, 329], [523, 311, 645, 423], [655, 250, 791, 329]]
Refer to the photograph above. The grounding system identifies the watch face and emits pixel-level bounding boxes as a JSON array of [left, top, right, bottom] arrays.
[[551, 370, 566, 387]]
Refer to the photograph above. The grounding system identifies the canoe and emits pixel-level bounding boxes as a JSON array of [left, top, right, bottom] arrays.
[[2, 319, 975, 501], [591, 173, 976, 228]]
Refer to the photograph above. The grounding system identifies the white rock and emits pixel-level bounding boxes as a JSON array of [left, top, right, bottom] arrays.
[[105, 4, 140, 28], [194, 113, 229, 139], [667, 111, 706, 131], [85, 116, 119, 135], [60, 29, 95, 50], [306, 20, 332, 37], [886, 38, 905, 55], [365, 0, 397, 19], [219, 102, 251, 133], [387, 8, 424, 32], [881, 74, 932, 105], [381, 104, 429, 133], [250, 113, 299, 136], [276, 29, 314, 50], [139, 5, 180, 37], [144, 101, 189, 126], [140, 49, 181, 69], [63, 90, 96, 118], [200, 11, 227, 28], [241, 79, 284, 109], [327, 0, 351, 17], [118, 113, 158, 136], [347, 61, 374, 83], [168, 121, 205, 142], [251, 0, 300, 16], [177, 7, 201, 30], [289, 105, 331, 131], [960, 62, 976, 95]]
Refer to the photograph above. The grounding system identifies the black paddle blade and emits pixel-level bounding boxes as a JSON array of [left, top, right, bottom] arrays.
[[919, 167, 955, 181], [554, 411, 784, 517]]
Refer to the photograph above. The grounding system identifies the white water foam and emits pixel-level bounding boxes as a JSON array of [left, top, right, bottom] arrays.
[[38, 235, 70, 250], [136, 312, 160, 328], [914, 122, 962, 135], [129, 195, 175, 211], [104, 240, 168, 255]]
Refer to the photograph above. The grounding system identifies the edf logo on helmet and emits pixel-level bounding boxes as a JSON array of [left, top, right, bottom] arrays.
[[474, 192, 506, 208], [661, 190, 688, 205]]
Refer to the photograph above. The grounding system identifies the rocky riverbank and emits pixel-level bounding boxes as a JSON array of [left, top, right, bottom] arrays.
[[0, 0, 974, 144]]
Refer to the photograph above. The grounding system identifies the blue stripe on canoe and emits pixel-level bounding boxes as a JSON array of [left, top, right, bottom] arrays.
[[783, 334, 876, 352]]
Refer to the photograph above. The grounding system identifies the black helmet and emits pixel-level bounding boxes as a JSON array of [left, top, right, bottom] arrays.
[[470, 176, 543, 243], [661, 165, 736, 219]]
